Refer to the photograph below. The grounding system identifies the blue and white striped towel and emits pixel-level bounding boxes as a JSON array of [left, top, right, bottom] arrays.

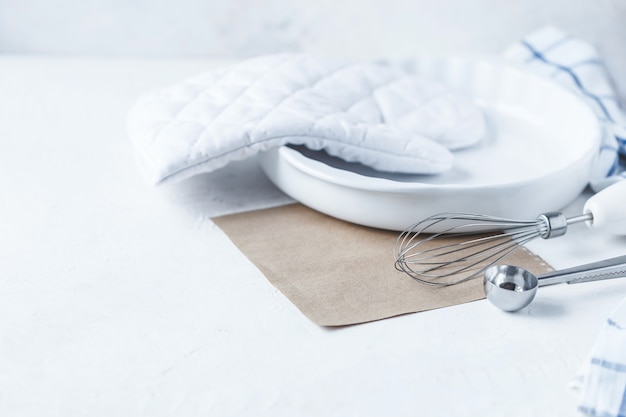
[[506, 26, 626, 417], [572, 299, 626, 417], [504, 26, 626, 192]]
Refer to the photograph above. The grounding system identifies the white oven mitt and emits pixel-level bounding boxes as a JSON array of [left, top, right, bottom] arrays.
[[128, 54, 485, 185]]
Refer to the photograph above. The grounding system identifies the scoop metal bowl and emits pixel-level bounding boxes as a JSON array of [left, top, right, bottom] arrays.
[[484, 255, 626, 312]]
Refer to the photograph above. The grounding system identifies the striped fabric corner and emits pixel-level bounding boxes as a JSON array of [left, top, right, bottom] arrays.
[[505, 26, 626, 191]]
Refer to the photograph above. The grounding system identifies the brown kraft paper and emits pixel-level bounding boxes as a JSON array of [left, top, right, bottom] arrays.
[[213, 203, 553, 327]]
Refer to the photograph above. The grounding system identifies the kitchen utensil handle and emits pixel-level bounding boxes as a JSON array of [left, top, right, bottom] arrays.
[[537, 255, 626, 286], [584, 180, 626, 235]]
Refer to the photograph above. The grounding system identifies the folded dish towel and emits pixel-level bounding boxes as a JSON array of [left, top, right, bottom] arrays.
[[504, 26, 626, 192], [572, 299, 626, 417], [128, 54, 485, 185], [507, 26, 626, 417]]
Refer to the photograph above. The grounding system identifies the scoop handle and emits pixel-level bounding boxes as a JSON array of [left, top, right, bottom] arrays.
[[537, 254, 626, 286], [583, 180, 626, 235]]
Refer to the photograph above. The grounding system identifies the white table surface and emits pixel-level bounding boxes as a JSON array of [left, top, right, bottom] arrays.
[[2, 55, 626, 417]]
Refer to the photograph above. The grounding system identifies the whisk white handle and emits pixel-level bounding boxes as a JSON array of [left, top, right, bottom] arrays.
[[583, 180, 626, 235]]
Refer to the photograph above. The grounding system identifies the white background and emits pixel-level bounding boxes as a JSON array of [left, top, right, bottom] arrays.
[[1, 0, 625, 98]]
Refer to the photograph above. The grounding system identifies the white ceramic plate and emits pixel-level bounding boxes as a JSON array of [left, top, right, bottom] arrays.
[[259, 56, 601, 231]]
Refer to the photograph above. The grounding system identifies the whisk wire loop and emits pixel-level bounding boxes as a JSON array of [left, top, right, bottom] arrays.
[[394, 212, 554, 286]]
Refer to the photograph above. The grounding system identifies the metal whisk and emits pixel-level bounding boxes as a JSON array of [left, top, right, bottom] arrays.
[[393, 181, 626, 286], [393, 211, 591, 286]]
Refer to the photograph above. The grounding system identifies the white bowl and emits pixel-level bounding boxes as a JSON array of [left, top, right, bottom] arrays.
[[260, 56, 601, 231]]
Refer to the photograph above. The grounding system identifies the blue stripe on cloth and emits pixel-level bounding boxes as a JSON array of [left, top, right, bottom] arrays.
[[590, 357, 626, 373], [598, 145, 620, 176], [616, 136, 626, 153], [521, 40, 614, 123], [595, 95, 623, 102], [608, 318, 626, 330], [579, 405, 626, 417], [621, 387, 626, 417], [600, 144, 620, 154], [571, 59, 603, 68], [537, 34, 572, 54], [608, 156, 620, 176]]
